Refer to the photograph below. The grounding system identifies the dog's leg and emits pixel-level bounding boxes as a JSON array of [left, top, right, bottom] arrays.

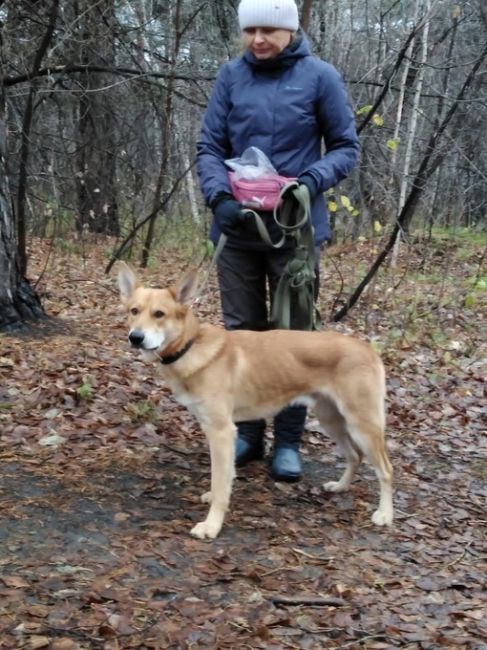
[[190, 415, 236, 540], [362, 431, 393, 526], [344, 414, 393, 527], [316, 391, 393, 526], [315, 396, 363, 492]]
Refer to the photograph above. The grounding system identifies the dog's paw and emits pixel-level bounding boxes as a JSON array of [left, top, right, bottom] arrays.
[[323, 480, 349, 493], [200, 491, 212, 504], [372, 509, 393, 526], [190, 519, 221, 540]]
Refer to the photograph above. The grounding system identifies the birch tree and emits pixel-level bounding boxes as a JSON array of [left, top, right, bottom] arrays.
[[391, 0, 431, 266]]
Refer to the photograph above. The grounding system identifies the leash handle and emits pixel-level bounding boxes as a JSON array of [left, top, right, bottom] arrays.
[[240, 181, 312, 249], [241, 209, 286, 248], [274, 182, 311, 231]]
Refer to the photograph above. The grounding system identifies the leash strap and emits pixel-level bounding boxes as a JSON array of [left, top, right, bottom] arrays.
[[239, 180, 308, 248], [270, 183, 318, 331], [241, 210, 286, 248], [191, 234, 227, 306], [273, 182, 310, 232]]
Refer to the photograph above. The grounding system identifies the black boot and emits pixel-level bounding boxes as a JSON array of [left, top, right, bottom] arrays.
[[271, 405, 306, 482], [235, 419, 266, 467]]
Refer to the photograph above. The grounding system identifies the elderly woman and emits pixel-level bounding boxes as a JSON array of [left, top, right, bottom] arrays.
[[197, 0, 359, 482]]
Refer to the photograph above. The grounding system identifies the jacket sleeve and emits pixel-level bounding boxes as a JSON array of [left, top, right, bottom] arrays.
[[302, 62, 360, 192], [196, 64, 234, 207]]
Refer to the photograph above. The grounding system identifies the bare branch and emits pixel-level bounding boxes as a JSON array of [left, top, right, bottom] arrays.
[[4, 64, 216, 87]]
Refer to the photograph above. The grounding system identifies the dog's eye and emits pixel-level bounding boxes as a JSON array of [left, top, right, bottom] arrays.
[[130, 307, 139, 315], [154, 310, 165, 319]]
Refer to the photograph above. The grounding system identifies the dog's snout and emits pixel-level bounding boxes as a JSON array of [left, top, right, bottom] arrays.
[[128, 329, 145, 347]]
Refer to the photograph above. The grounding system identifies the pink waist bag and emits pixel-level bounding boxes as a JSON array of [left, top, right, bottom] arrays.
[[229, 172, 297, 211]]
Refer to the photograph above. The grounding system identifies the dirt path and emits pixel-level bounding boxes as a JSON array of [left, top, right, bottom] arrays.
[[1, 242, 485, 648]]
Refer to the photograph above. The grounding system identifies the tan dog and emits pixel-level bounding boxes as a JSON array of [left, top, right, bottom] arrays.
[[117, 262, 393, 539]]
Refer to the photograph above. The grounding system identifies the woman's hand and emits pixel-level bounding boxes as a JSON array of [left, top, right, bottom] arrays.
[[211, 194, 245, 236], [297, 174, 319, 200]]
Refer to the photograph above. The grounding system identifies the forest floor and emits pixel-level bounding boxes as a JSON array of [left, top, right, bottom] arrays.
[[0, 232, 486, 650]]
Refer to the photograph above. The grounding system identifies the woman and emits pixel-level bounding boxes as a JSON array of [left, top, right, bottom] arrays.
[[196, 0, 359, 482]]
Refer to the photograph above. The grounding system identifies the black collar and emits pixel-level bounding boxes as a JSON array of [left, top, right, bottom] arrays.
[[159, 338, 195, 365]]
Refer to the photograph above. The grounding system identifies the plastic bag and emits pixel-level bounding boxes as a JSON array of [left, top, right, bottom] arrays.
[[225, 147, 296, 211], [225, 146, 277, 180]]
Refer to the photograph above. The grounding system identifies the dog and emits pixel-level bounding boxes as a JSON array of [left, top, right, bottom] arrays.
[[117, 262, 393, 539]]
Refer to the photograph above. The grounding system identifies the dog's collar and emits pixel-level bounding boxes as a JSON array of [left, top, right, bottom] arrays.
[[159, 338, 195, 365]]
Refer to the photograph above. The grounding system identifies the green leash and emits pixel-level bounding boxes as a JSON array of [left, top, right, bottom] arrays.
[[268, 183, 317, 331]]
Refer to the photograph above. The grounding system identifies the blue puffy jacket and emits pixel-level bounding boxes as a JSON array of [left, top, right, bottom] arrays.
[[197, 34, 359, 246]]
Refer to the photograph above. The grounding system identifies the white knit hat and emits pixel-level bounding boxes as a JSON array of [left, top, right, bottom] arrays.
[[238, 0, 299, 31]]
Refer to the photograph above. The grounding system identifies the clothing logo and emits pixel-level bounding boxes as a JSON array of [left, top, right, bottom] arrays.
[[284, 85, 303, 91]]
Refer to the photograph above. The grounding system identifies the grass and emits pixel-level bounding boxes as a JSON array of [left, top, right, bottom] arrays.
[[429, 225, 486, 244], [124, 400, 159, 423]]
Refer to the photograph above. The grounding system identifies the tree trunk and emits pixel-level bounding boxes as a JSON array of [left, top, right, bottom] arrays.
[[391, 0, 430, 266], [0, 33, 44, 330], [15, 0, 59, 275], [75, 0, 119, 235], [182, 149, 201, 225], [389, 0, 420, 174], [300, 0, 314, 33]]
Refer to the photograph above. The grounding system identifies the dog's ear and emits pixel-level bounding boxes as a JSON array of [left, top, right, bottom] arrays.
[[174, 269, 199, 305], [117, 261, 138, 299]]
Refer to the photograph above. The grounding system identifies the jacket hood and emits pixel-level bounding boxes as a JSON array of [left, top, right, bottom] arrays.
[[242, 31, 311, 70]]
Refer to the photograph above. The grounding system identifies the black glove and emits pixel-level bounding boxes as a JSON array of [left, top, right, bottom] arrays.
[[297, 173, 319, 201], [211, 193, 245, 236]]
